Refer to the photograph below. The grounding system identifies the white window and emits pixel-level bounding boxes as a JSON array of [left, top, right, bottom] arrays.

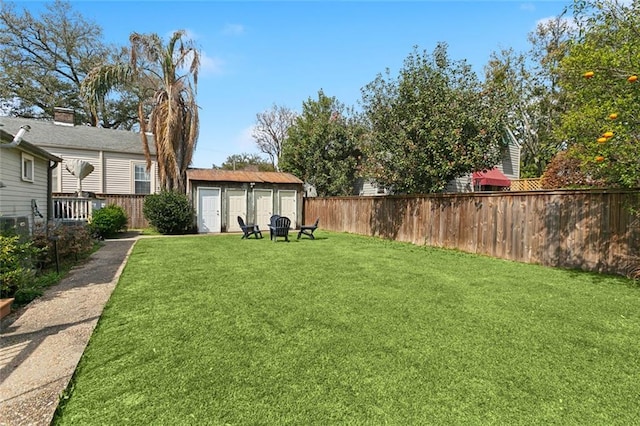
[[134, 163, 151, 194], [21, 153, 34, 182]]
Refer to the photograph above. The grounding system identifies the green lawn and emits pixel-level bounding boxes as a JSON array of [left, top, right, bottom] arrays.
[[54, 232, 640, 425]]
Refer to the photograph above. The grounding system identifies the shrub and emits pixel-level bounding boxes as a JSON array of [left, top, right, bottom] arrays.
[[540, 150, 605, 189], [0, 235, 42, 299], [89, 204, 128, 239], [143, 191, 195, 234], [32, 223, 94, 269]]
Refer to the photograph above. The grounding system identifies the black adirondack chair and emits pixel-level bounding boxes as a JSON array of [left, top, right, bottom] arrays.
[[269, 216, 291, 242], [268, 215, 280, 240], [237, 216, 262, 239], [297, 217, 319, 240]]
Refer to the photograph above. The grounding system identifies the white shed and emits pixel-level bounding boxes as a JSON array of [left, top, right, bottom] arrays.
[[186, 169, 304, 233]]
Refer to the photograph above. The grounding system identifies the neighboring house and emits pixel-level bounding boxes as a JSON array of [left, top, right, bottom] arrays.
[[186, 169, 304, 233], [354, 179, 391, 196], [352, 129, 521, 196], [0, 108, 160, 196], [445, 128, 521, 193], [0, 125, 62, 235]]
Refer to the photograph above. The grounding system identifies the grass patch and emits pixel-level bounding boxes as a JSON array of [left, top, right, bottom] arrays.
[[54, 232, 640, 424]]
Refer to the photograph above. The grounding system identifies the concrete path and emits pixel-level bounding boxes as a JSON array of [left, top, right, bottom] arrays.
[[0, 237, 138, 426]]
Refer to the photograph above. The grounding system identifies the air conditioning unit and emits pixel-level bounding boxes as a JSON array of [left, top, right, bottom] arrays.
[[15, 216, 29, 237], [0, 216, 30, 238], [0, 217, 16, 233]]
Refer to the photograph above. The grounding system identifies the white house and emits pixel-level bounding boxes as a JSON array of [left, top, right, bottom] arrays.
[[0, 125, 62, 235], [0, 108, 160, 196]]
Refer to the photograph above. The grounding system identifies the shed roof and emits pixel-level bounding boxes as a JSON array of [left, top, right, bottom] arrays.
[[187, 168, 303, 184], [0, 116, 154, 155]]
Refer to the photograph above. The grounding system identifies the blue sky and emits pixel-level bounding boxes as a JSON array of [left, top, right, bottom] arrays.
[[25, 1, 568, 168]]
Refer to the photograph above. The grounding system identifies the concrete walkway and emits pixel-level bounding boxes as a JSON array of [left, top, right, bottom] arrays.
[[0, 237, 138, 426]]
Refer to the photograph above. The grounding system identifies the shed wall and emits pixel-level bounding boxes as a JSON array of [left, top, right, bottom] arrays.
[[189, 181, 303, 232]]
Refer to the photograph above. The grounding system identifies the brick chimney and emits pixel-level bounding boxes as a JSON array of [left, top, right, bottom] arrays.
[[53, 107, 75, 126]]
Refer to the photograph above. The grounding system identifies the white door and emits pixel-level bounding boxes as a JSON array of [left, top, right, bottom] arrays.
[[227, 189, 247, 232], [254, 189, 273, 230], [278, 190, 297, 228], [198, 188, 221, 233]]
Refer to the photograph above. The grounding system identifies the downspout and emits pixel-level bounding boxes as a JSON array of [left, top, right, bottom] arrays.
[[47, 160, 58, 230]]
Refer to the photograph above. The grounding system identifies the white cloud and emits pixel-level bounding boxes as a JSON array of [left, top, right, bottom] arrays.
[[520, 3, 535, 12], [234, 125, 257, 152], [176, 50, 223, 77], [199, 52, 225, 76], [222, 24, 245, 36]]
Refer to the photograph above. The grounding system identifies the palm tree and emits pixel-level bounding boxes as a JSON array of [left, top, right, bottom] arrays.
[[81, 30, 200, 193]]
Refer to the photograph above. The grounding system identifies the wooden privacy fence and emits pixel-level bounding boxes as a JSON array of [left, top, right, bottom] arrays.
[[304, 190, 640, 276], [99, 194, 148, 229]]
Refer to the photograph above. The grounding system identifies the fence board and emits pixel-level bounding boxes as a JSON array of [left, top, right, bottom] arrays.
[[99, 194, 148, 229], [304, 190, 640, 276]]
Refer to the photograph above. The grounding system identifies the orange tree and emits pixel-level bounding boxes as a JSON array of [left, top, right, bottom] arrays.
[[557, 0, 639, 188]]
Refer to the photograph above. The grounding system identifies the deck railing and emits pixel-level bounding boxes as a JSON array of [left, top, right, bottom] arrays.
[[52, 197, 94, 222]]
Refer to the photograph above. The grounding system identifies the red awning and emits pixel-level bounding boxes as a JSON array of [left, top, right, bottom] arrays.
[[472, 168, 511, 187]]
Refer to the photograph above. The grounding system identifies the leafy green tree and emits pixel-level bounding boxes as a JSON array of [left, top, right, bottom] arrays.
[[82, 31, 200, 193], [280, 90, 362, 196], [217, 153, 275, 171], [360, 44, 507, 194], [252, 104, 297, 171], [0, 0, 138, 128], [557, 0, 640, 188], [485, 17, 573, 178]]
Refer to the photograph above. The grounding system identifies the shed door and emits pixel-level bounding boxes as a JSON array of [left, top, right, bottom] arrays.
[[278, 190, 297, 228], [198, 188, 221, 233], [227, 189, 247, 232], [254, 189, 273, 230]]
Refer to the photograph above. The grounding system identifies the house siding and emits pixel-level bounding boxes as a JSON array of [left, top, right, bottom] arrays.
[[353, 178, 390, 196], [50, 149, 102, 193], [49, 148, 159, 195], [104, 153, 158, 194], [445, 175, 473, 193], [104, 155, 131, 193], [498, 138, 521, 180], [0, 147, 52, 231]]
